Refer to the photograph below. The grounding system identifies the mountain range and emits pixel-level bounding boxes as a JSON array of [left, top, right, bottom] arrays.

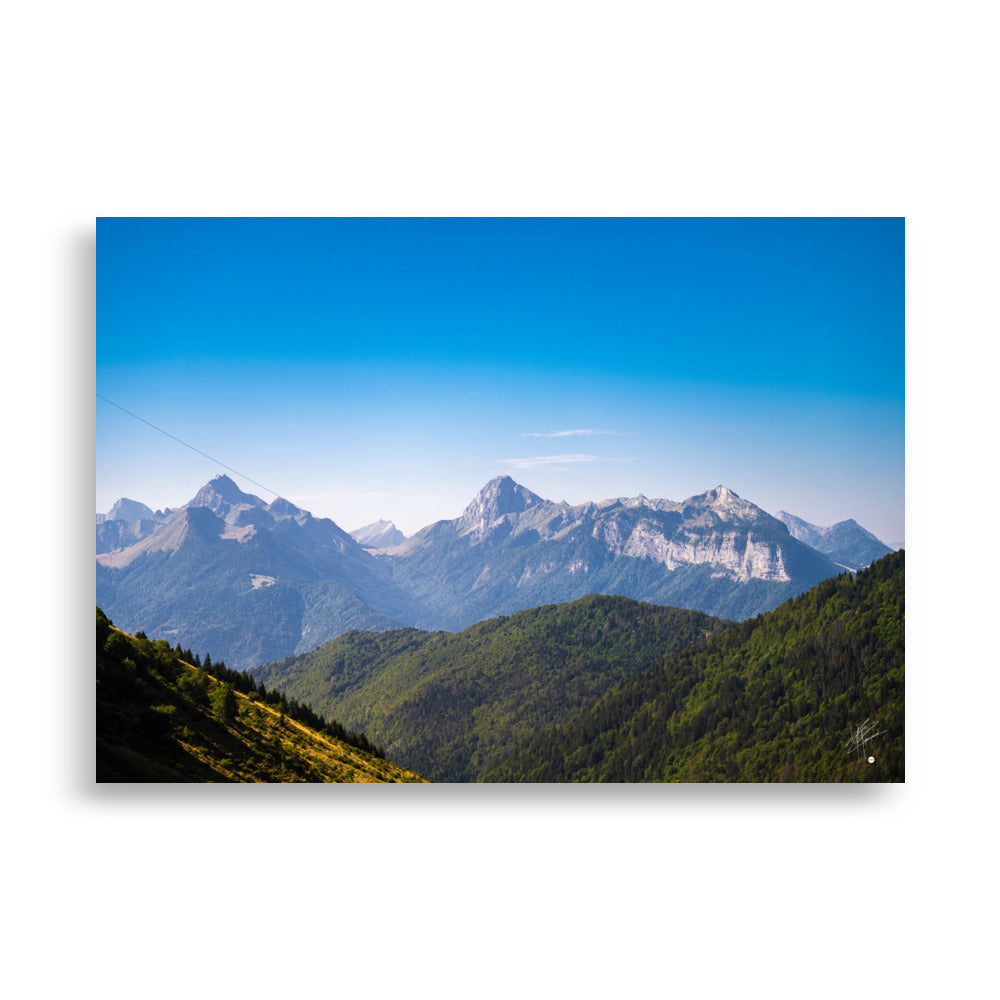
[[378, 477, 845, 629], [96, 475, 422, 668], [96, 473, 894, 670]]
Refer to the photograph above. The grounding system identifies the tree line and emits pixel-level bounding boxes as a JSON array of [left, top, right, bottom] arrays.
[[100, 608, 385, 760]]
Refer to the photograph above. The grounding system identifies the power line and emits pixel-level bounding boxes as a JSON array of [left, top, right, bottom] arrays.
[[96, 393, 284, 499]]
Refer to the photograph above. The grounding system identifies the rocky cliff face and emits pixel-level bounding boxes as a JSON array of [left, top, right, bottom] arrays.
[[403, 481, 795, 582], [456, 475, 546, 540], [582, 486, 791, 581]]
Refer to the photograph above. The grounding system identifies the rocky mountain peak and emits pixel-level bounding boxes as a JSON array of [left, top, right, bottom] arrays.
[[189, 474, 265, 518], [461, 476, 545, 527], [690, 484, 738, 509], [707, 484, 737, 502], [674, 486, 775, 530]]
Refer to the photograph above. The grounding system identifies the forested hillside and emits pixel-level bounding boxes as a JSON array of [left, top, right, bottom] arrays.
[[96, 608, 426, 783], [484, 550, 904, 782], [254, 595, 731, 782]]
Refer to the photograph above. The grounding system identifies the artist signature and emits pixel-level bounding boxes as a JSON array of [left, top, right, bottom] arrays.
[[846, 718, 886, 763]]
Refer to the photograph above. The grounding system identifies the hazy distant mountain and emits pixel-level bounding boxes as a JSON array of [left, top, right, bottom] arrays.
[[96, 498, 175, 554], [775, 510, 893, 571], [96, 497, 156, 524], [350, 519, 406, 549], [96, 475, 427, 669], [96, 518, 161, 554], [378, 476, 843, 626]]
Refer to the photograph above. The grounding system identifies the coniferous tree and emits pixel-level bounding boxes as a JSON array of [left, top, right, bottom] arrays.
[[210, 682, 237, 726]]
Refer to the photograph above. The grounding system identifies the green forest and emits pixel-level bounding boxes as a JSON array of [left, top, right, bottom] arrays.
[[253, 595, 731, 781], [484, 550, 904, 782]]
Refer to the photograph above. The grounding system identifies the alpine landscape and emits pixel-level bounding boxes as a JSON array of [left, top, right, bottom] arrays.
[[96, 217, 904, 783], [29, 10, 986, 1000]]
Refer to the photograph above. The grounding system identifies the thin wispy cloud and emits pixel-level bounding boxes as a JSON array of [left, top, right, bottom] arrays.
[[522, 429, 630, 438], [501, 454, 635, 470]]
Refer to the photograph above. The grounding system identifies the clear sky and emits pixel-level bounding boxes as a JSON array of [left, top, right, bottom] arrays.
[[97, 217, 904, 543]]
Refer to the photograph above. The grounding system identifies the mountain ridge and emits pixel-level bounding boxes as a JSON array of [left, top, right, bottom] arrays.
[[96, 475, 423, 668], [380, 480, 843, 627], [253, 593, 732, 782], [775, 509, 893, 571], [96, 473, 885, 669], [484, 549, 904, 783]]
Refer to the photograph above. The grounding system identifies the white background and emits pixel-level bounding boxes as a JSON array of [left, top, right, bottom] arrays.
[[4, 2, 996, 997]]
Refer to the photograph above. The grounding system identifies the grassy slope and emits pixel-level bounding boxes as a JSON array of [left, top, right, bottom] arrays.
[[254, 594, 732, 781], [484, 550, 904, 783], [97, 612, 426, 783]]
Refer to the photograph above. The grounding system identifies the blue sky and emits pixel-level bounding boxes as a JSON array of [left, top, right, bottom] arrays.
[[97, 217, 904, 542]]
